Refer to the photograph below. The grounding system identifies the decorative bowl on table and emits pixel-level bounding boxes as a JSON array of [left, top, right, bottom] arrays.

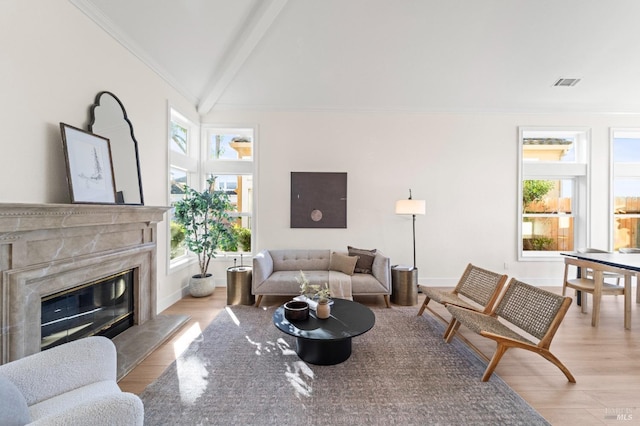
[[284, 300, 310, 321]]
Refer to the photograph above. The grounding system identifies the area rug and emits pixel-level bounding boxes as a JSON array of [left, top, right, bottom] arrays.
[[140, 304, 549, 425]]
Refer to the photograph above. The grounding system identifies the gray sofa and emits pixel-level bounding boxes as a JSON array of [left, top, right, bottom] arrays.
[[252, 249, 391, 307]]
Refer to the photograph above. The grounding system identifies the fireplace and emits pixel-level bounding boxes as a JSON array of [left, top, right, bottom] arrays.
[[0, 203, 168, 364], [41, 269, 135, 351]]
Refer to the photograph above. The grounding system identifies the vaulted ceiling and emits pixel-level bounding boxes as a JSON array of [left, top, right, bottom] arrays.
[[72, 0, 640, 115]]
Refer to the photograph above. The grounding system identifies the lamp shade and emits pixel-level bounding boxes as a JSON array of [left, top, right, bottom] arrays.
[[395, 199, 426, 215]]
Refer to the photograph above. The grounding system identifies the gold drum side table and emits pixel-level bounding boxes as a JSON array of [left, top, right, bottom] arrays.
[[226, 266, 254, 305], [391, 265, 418, 306]]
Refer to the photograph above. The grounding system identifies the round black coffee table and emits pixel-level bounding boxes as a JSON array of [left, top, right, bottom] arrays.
[[273, 298, 375, 365]]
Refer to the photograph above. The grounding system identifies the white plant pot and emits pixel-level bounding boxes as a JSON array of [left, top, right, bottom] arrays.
[[189, 274, 215, 297]]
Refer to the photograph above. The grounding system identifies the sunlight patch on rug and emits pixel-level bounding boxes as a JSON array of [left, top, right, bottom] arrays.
[[285, 359, 315, 398], [172, 322, 202, 358], [176, 353, 209, 405], [225, 306, 241, 325]]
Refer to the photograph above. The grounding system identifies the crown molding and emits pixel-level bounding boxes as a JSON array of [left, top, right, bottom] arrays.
[[69, 0, 199, 105]]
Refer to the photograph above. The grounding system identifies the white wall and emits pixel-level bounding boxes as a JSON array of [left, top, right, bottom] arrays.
[[2, 0, 640, 311], [205, 109, 640, 286], [0, 0, 196, 311]]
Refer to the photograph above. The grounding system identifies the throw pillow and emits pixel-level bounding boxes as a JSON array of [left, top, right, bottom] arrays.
[[348, 246, 377, 274], [0, 375, 31, 426], [329, 252, 358, 275]]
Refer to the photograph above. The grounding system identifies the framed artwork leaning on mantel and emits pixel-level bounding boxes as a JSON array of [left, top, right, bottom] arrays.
[[60, 122, 117, 204]]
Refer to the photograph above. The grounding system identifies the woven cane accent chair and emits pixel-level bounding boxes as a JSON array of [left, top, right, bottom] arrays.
[[445, 278, 575, 383], [417, 263, 507, 339]]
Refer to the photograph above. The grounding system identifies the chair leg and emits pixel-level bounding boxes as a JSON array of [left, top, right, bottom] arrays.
[[481, 344, 509, 382], [539, 349, 576, 383], [443, 318, 457, 340], [591, 270, 603, 327], [624, 274, 632, 330], [562, 264, 569, 296], [444, 320, 461, 343], [255, 295, 263, 307], [383, 294, 391, 308], [417, 297, 431, 316]]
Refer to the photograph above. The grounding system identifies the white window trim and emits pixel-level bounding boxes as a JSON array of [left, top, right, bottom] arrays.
[[167, 104, 200, 274], [518, 127, 591, 261], [200, 123, 258, 261], [609, 128, 640, 249]]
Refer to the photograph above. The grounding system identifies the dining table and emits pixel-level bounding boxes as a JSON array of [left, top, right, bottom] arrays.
[[561, 251, 640, 329]]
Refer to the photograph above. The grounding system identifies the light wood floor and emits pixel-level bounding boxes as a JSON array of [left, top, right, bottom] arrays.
[[119, 287, 640, 425]]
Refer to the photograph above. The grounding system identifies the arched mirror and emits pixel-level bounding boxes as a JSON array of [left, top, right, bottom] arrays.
[[89, 91, 144, 205]]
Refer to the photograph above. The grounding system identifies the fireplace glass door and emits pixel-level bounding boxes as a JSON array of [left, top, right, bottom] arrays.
[[41, 269, 134, 351]]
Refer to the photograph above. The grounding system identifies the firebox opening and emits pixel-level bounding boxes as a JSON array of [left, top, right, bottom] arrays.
[[41, 269, 135, 351]]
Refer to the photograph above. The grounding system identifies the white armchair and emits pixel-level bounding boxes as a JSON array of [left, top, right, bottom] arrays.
[[0, 336, 143, 426]]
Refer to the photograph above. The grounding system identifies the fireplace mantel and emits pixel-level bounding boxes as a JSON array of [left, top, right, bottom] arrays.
[[0, 203, 168, 363], [0, 203, 167, 232]]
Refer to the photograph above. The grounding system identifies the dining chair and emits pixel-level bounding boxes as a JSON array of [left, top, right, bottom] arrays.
[[562, 256, 631, 327], [619, 248, 640, 253], [619, 247, 640, 303], [571, 248, 622, 309], [577, 248, 622, 286]]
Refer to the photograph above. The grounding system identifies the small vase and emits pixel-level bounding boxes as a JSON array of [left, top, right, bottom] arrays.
[[316, 299, 331, 319]]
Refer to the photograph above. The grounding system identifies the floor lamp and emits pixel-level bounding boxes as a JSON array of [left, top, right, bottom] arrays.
[[395, 189, 426, 270]]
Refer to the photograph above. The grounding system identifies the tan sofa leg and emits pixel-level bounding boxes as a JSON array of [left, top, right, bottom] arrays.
[[255, 295, 263, 307], [384, 294, 391, 308]]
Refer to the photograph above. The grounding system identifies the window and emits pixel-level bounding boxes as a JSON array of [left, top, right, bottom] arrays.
[[167, 113, 255, 267], [202, 126, 254, 255], [519, 128, 590, 259], [168, 108, 198, 267], [611, 129, 640, 250]]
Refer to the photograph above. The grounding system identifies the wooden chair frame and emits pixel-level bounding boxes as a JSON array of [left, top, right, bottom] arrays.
[[577, 248, 622, 286], [417, 263, 508, 339], [619, 248, 640, 303], [445, 278, 576, 383], [562, 257, 631, 328]]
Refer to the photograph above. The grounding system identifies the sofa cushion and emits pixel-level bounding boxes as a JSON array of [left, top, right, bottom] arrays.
[[329, 252, 358, 275], [0, 375, 31, 426], [261, 271, 331, 294], [270, 249, 331, 271], [348, 246, 377, 274]]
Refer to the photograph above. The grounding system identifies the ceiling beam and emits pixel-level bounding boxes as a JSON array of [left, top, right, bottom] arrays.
[[197, 0, 288, 115]]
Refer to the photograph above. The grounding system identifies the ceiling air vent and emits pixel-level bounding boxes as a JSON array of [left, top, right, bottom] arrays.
[[553, 78, 581, 87]]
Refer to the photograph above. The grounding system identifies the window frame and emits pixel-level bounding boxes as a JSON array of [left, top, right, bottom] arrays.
[[610, 128, 640, 250], [201, 124, 256, 258], [167, 106, 199, 273], [518, 127, 591, 260]]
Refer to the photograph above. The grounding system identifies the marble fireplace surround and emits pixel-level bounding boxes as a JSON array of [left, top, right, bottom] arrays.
[[0, 203, 175, 367]]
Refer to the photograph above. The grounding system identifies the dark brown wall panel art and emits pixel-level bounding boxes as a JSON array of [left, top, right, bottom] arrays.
[[290, 172, 347, 228]]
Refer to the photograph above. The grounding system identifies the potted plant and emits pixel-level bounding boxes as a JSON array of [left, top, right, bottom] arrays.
[[296, 271, 331, 300], [173, 177, 237, 297], [296, 271, 319, 299], [296, 271, 332, 318]]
